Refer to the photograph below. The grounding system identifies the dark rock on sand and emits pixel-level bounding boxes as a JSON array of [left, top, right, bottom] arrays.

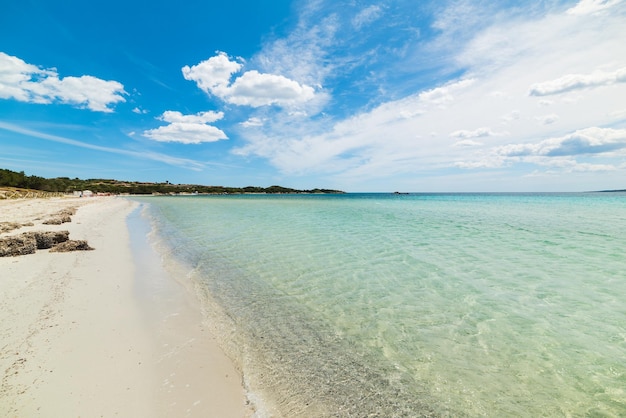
[[0, 231, 90, 256], [0, 235, 37, 257], [0, 222, 34, 234], [23, 231, 70, 249], [42, 207, 77, 225], [50, 240, 94, 252], [60, 207, 77, 216], [0, 222, 23, 233], [43, 215, 72, 225]]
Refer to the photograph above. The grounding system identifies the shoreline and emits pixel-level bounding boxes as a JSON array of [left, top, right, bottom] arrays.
[[0, 196, 249, 417], [128, 201, 251, 417]]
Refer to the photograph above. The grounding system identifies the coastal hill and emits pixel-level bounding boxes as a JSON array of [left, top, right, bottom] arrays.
[[0, 168, 344, 196]]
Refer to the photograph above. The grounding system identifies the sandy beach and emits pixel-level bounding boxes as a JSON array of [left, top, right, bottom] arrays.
[[0, 196, 249, 417]]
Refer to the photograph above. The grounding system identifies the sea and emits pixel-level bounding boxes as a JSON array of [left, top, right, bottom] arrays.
[[130, 193, 626, 417]]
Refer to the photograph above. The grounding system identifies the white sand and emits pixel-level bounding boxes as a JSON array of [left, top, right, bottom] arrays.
[[0, 197, 249, 417]]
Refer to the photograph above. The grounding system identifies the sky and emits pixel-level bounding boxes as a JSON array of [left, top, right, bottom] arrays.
[[1, 0, 625, 192]]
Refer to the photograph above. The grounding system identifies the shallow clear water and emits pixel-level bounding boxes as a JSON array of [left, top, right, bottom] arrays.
[[133, 193, 626, 417]]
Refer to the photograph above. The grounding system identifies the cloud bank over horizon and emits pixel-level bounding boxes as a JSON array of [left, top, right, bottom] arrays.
[[230, 0, 626, 190]]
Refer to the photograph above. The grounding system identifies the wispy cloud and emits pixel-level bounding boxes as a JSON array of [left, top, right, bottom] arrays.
[[0, 121, 205, 169], [229, 0, 626, 188], [450, 127, 497, 139], [529, 67, 626, 96], [536, 113, 560, 125], [352, 5, 383, 29], [566, 0, 623, 15]]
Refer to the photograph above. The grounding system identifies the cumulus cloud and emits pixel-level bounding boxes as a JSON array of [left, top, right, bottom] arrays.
[[529, 67, 626, 96], [182, 52, 316, 108], [0, 52, 126, 112], [226, 70, 316, 107], [143, 110, 227, 144], [181, 52, 242, 98]]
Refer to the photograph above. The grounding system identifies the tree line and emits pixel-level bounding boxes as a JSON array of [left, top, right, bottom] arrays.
[[0, 168, 343, 195]]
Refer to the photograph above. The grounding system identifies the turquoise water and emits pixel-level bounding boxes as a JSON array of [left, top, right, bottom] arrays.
[[133, 193, 626, 417]]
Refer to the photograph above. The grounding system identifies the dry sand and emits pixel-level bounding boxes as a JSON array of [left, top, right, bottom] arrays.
[[0, 196, 249, 417]]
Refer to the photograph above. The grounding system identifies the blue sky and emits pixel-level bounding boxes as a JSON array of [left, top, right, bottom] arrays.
[[1, 0, 625, 192]]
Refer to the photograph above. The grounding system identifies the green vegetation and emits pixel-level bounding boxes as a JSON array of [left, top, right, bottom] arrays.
[[0, 168, 344, 195]]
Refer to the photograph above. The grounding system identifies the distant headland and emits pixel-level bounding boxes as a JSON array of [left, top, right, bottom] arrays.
[[0, 168, 345, 197]]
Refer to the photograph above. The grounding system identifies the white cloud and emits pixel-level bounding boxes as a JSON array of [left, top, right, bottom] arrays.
[[143, 110, 227, 144], [182, 52, 316, 108], [566, 0, 622, 15], [496, 127, 626, 158], [454, 156, 506, 169], [459, 127, 626, 172], [529, 67, 626, 96], [522, 157, 617, 172], [159, 110, 223, 124], [0, 52, 126, 112], [501, 110, 521, 122], [234, 1, 626, 189], [181, 52, 242, 98], [454, 139, 484, 147], [536, 113, 560, 125], [234, 77, 479, 174], [352, 5, 383, 29], [418, 78, 475, 107], [226, 70, 315, 107], [253, 9, 338, 88], [450, 127, 496, 139], [609, 108, 626, 119], [240, 117, 264, 128], [571, 162, 617, 172]]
